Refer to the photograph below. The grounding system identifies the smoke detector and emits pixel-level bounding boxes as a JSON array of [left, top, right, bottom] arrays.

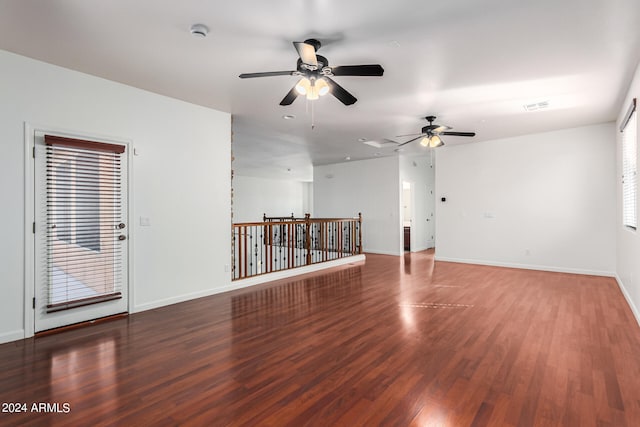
[[190, 24, 209, 38]]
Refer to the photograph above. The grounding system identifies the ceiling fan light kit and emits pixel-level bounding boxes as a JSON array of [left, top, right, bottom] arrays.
[[295, 76, 330, 100], [420, 135, 444, 148]]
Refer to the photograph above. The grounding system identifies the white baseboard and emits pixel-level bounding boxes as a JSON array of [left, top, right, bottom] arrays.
[[365, 249, 402, 256], [133, 287, 229, 313], [134, 254, 367, 313], [0, 329, 25, 345], [615, 274, 640, 327], [434, 256, 615, 277]]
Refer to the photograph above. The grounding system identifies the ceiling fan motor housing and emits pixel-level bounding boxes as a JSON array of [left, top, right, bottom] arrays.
[[422, 116, 439, 134], [422, 125, 436, 135], [297, 55, 329, 73]]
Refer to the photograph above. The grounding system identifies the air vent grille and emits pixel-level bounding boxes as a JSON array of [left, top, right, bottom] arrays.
[[523, 101, 550, 112]]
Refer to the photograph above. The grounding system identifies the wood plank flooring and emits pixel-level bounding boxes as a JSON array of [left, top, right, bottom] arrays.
[[2, 251, 640, 426]]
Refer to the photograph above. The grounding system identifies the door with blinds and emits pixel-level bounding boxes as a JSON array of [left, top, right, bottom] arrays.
[[34, 132, 128, 332]]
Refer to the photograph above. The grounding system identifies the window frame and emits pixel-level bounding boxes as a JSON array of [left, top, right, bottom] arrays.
[[621, 98, 637, 230]]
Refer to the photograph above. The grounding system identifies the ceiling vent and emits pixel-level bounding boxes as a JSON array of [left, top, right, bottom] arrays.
[[361, 139, 399, 148], [523, 101, 550, 112]]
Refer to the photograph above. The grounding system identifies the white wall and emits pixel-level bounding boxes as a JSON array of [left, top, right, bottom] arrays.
[[314, 156, 401, 255], [400, 155, 436, 251], [616, 62, 640, 324], [232, 175, 311, 222], [435, 123, 616, 276], [0, 50, 231, 343]]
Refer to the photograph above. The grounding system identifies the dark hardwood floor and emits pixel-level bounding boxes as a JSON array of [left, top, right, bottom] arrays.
[[2, 251, 640, 426]]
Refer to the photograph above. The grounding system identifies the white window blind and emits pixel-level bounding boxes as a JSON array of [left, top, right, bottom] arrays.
[[44, 135, 126, 312], [622, 99, 637, 230]]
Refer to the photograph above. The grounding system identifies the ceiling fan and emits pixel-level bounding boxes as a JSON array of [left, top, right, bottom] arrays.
[[238, 38, 384, 106], [397, 116, 476, 148]]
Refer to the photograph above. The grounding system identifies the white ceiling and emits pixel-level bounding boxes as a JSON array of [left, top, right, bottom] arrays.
[[1, 0, 639, 181]]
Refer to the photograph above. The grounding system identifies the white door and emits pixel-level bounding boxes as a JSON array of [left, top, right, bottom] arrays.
[[426, 184, 435, 249], [34, 131, 128, 332]]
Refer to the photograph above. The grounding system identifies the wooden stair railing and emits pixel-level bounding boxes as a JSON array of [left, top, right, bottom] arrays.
[[232, 213, 362, 280]]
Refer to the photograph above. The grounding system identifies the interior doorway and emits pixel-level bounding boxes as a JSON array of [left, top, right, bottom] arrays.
[[402, 181, 413, 251]]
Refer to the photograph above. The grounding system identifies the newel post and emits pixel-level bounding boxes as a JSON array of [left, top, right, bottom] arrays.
[[358, 212, 362, 254], [305, 213, 312, 265]]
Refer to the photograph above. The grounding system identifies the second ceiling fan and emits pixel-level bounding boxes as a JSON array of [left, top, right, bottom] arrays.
[[397, 116, 476, 148], [239, 38, 384, 106]]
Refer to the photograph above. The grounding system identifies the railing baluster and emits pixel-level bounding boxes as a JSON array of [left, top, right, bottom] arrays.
[[239, 225, 244, 279], [322, 222, 327, 262], [305, 214, 311, 265], [358, 213, 362, 254], [338, 220, 342, 258], [288, 222, 293, 269], [267, 223, 272, 273]]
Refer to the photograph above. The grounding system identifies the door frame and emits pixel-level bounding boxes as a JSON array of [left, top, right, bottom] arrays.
[[23, 122, 134, 338], [426, 181, 436, 250], [401, 180, 415, 252]]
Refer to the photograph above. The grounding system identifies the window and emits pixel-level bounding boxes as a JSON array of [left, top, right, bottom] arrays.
[[622, 98, 637, 230], [53, 159, 101, 251], [54, 162, 73, 244]]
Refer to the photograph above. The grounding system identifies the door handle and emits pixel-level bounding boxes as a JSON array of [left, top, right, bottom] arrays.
[[118, 235, 127, 241]]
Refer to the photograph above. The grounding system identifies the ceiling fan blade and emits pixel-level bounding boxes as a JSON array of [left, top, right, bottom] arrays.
[[239, 71, 295, 79], [293, 41, 318, 67], [279, 85, 299, 106], [396, 133, 423, 138], [397, 135, 424, 147], [432, 125, 451, 133], [331, 64, 384, 76], [441, 131, 476, 137], [325, 77, 357, 105]]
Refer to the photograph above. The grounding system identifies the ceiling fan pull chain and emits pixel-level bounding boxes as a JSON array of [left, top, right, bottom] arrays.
[[311, 100, 315, 130]]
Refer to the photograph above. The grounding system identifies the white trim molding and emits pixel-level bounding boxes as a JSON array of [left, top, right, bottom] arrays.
[[365, 249, 403, 256], [0, 330, 25, 345], [434, 256, 615, 278], [615, 274, 640, 327]]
